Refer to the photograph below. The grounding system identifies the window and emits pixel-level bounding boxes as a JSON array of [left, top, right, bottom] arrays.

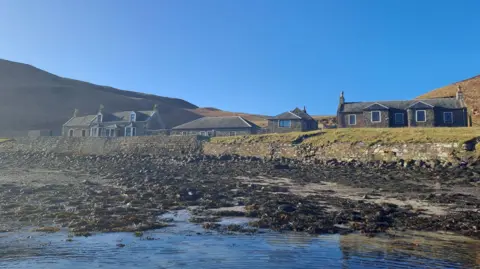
[[130, 112, 136, 122], [229, 131, 236, 136], [90, 127, 98, 137], [348, 114, 356, 125], [279, 120, 291, 128], [106, 129, 115, 137], [181, 131, 187, 136], [443, 112, 453, 124], [394, 113, 404, 124], [371, 111, 381, 123], [416, 110, 426, 122], [125, 127, 136, 136], [82, 130, 86, 137], [207, 131, 214, 137], [200, 131, 207, 136], [68, 129, 74, 137]]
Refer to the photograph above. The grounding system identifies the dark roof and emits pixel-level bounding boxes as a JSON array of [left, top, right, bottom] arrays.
[[63, 115, 96, 127], [172, 116, 258, 130], [270, 107, 314, 120], [63, 110, 155, 127], [340, 98, 465, 113]]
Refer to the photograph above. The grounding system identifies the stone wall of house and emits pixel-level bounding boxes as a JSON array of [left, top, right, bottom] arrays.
[[362, 110, 389, 128], [268, 119, 303, 133], [407, 108, 435, 127], [338, 112, 365, 128], [434, 108, 468, 127], [0, 136, 201, 156]]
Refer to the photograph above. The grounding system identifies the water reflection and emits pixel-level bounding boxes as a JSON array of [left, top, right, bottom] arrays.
[[0, 226, 479, 268]]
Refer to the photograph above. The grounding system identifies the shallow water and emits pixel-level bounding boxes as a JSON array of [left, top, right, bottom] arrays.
[[1, 211, 479, 269]]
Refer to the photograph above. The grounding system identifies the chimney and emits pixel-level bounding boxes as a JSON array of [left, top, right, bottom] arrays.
[[456, 85, 464, 101], [339, 91, 345, 105], [303, 106, 307, 113], [73, 108, 79, 117], [98, 104, 104, 114], [153, 104, 159, 111]]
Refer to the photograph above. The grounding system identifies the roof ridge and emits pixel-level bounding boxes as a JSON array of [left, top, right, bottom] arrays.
[[346, 97, 457, 104], [287, 111, 302, 119], [236, 116, 252, 127]]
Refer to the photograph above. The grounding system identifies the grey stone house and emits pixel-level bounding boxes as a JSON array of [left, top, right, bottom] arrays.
[[171, 116, 259, 137], [337, 88, 468, 128], [268, 107, 318, 133], [62, 105, 166, 137]]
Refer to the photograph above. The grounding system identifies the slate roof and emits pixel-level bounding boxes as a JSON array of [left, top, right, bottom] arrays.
[[270, 107, 314, 120], [340, 98, 465, 113], [63, 110, 155, 127], [172, 116, 258, 130], [63, 115, 97, 127]]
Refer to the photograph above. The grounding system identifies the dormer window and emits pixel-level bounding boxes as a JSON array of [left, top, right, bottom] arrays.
[[97, 114, 103, 123], [130, 112, 136, 122]]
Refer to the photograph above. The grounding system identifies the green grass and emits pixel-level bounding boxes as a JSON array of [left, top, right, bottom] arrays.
[[210, 130, 321, 144], [210, 128, 480, 147], [0, 138, 10, 143], [305, 128, 480, 147]]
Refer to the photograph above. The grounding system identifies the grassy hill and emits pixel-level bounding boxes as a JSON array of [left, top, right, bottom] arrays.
[[418, 75, 480, 125], [0, 59, 203, 136]]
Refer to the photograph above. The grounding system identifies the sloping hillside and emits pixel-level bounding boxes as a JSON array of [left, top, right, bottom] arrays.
[[418, 75, 480, 125], [0, 59, 202, 136]]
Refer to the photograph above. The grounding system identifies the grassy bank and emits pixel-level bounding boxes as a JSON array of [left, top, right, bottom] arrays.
[[0, 138, 10, 143], [211, 128, 480, 146]]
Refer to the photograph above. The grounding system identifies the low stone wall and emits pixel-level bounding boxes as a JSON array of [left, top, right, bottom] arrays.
[[205, 140, 475, 163], [0, 136, 201, 156], [203, 142, 297, 159], [298, 142, 465, 162], [0, 135, 476, 163]]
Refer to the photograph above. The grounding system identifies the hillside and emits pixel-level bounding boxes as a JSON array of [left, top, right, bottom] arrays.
[[0, 59, 202, 136], [418, 75, 480, 125]]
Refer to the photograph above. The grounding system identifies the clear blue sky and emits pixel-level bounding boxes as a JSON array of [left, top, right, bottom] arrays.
[[1, 0, 479, 116]]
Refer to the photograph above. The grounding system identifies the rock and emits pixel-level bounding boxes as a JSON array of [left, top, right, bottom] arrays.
[[278, 204, 296, 213]]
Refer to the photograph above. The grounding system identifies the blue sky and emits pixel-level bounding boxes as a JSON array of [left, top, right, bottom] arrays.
[[0, 0, 479, 116]]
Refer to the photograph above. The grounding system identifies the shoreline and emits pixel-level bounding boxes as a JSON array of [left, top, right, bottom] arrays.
[[0, 151, 479, 239]]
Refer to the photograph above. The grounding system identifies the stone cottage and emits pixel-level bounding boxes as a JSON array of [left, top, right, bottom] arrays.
[[171, 116, 259, 137], [62, 105, 166, 137], [337, 87, 468, 128], [268, 107, 318, 133]]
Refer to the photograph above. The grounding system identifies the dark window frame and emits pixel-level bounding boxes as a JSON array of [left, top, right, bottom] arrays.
[[416, 110, 426, 122], [279, 120, 292, 128], [347, 114, 356, 125], [371, 111, 381, 123], [443, 112, 453, 124], [394, 113, 404, 124]]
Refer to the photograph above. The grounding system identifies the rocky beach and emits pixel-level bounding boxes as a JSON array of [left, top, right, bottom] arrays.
[[1, 150, 479, 239]]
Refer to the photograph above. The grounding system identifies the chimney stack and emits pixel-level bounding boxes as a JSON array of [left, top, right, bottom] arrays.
[[339, 91, 345, 105], [303, 106, 307, 113], [98, 104, 104, 114], [73, 108, 79, 117], [456, 85, 464, 101]]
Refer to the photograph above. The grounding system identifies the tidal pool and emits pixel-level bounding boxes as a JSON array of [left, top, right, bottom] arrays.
[[0, 211, 479, 269]]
